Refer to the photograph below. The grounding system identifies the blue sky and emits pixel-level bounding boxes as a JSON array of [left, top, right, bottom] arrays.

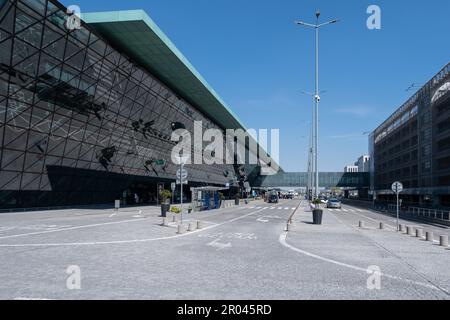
[[62, 0, 450, 172]]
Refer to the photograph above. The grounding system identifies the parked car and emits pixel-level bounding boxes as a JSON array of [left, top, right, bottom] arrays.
[[268, 193, 279, 204], [327, 198, 342, 209]]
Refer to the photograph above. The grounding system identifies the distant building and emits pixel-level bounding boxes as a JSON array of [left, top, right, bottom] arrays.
[[370, 62, 450, 208], [355, 155, 371, 173], [344, 166, 359, 173]]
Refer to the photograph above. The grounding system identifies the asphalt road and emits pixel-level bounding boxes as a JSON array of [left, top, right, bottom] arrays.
[[0, 199, 448, 300]]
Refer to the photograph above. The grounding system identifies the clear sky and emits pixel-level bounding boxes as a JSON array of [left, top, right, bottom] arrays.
[[62, 0, 450, 172]]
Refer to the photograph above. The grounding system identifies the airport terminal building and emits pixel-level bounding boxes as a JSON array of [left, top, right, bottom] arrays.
[[0, 0, 268, 209], [370, 62, 450, 208]]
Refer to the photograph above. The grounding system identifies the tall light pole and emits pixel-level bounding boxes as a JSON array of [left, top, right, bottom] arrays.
[[301, 90, 326, 200], [296, 11, 339, 199]]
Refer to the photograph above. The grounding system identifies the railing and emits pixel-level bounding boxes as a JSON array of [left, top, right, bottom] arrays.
[[409, 207, 450, 222]]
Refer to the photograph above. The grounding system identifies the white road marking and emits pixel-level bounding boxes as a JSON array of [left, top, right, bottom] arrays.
[[0, 208, 268, 247], [279, 232, 448, 294], [0, 218, 147, 240], [207, 238, 232, 251], [342, 209, 349, 212], [257, 217, 269, 223]]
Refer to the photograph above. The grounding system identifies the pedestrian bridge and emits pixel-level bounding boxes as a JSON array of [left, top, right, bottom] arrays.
[[252, 172, 369, 189]]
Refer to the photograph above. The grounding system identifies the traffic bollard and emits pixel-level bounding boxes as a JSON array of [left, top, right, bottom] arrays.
[[197, 221, 202, 230], [286, 223, 290, 232], [379, 222, 384, 230], [162, 218, 168, 227], [172, 215, 176, 223], [359, 221, 364, 228], [426, 231, 433, 242], [415, 229, 423, 239], [440, 235, 449, 247], [406, 226, 413, 236], [399, 224, 404, 232], [177, 224, 184, 235], [187, 223, 193, 232]]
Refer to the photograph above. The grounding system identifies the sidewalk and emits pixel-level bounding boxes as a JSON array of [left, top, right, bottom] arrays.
[[286, 203, 450, 298]]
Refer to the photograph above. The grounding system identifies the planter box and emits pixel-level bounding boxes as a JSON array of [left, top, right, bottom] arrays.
[[161, 204, 170, 217], [312, 209, 323, 225]]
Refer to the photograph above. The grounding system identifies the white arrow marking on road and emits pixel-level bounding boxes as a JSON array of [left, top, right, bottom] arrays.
[[257, 217, 269, 223], [207, 238, 232, 251]]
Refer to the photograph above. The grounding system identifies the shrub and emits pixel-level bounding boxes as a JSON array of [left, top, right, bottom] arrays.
[[170, 206, 181, 214], [159, 189, 172, 202]]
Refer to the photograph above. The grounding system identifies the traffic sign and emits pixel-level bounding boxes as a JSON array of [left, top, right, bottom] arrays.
[[176, 168, 188, 180], [391, 181, 403, 193], [176, 179, 188, 185], [171, 182, 176, 191]]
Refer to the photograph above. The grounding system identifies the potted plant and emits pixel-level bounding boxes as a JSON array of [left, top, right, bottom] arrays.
[[312, 199, 323, 225], [159, 189, 172, 217]]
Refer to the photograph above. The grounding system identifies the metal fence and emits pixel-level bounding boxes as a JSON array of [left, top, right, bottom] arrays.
[[385, 204, 450, 222], [409, 207, 450, 222]]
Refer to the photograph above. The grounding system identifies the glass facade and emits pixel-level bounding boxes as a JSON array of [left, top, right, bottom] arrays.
[[0, 0, 253, 208]]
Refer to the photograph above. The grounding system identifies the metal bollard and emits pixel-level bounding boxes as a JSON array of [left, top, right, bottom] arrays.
[[177, 224, 184, 235], [379, 222, 384, 230], [196, 221, 202, 230], [162, 218, 168, 226], [187, 223, 193, 232], [172, 215, 176, 223], [415, 229, 423, 239], [286, 223, 290, 232], [440, 235, 449, 247], [359, 221, 364, 228], [426, 231, 433, 242]]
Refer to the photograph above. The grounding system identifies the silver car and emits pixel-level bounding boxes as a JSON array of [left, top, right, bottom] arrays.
[[327, 198, 342, 209]]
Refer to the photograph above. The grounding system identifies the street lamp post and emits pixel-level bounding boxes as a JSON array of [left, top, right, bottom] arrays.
[[301, 90, 326, 200], [296, 11, 339, 199]]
